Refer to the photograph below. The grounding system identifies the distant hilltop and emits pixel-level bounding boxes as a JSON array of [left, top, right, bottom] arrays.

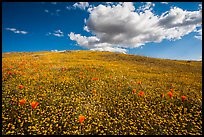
[[2, 50, 202, 62], [50, 50, 81, 53]]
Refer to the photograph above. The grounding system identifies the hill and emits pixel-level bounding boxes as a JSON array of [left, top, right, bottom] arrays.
[[2, 50, 202, 135]]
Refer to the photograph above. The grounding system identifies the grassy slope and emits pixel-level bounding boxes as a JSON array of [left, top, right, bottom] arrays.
[[2, 51, 202, 135]]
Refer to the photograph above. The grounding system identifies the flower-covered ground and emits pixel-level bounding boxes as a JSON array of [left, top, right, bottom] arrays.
[[2, 51, 202, 135]]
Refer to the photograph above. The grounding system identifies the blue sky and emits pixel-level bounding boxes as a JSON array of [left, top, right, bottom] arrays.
[[2, 2, 202, 60]]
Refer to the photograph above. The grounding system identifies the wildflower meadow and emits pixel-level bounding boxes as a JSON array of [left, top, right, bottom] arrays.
[[2, 50, 202, 135]]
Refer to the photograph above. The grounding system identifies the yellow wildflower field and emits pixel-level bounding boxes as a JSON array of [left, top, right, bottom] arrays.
[[2, 50, 202, 135]]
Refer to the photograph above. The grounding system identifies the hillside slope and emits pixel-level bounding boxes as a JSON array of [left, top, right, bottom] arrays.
[[2, 50, 202, 135]]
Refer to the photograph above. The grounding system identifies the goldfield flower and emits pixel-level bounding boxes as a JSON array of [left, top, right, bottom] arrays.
[[170, 88, 174, 93], [161, 93, 164, 98], [92, 89, 96, 94]]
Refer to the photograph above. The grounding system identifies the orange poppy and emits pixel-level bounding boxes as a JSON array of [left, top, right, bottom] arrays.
[[19, 99, 26, 105], [132, 89, 136, 94], [137, 81, 142, 85], [118, 84, 122, 87], [7, 71, 12, 75], [167, 92, 173, 98], [62, 68, 66, 71], [39, 86, 42, 89], [109, 75, 113, 78], [10, 66, 13, 69], [30, 101, 39, 109], [79, 115, 85, 123], [181, 96, 187, 101], [138, 91, 144, 96], [79, 72, 83, 75], [19, 85, 24, 89], [91, 77, 99, 81]]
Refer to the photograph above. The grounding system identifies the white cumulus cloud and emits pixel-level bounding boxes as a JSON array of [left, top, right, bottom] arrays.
[[73, 2, 89, 10], [199, 3, 202, 9], [161, 2, 168, 4], [44, 9, 49, 13], [90, 47, 127, 54], [69, 2, 202, 53], [5, 28, 28, 34], [47, 30, 64, 37], [44, 9, 61, 16], [66, 6, 73, 10], [106, 2, 113, 4], [69, 32, 99, 48], [137, 2, 155, 12], [51, 49, 66, 52], [194, 28, 202, 40]]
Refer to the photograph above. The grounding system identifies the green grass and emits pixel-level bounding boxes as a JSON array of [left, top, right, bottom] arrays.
[[2, 50, 202, 135]]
